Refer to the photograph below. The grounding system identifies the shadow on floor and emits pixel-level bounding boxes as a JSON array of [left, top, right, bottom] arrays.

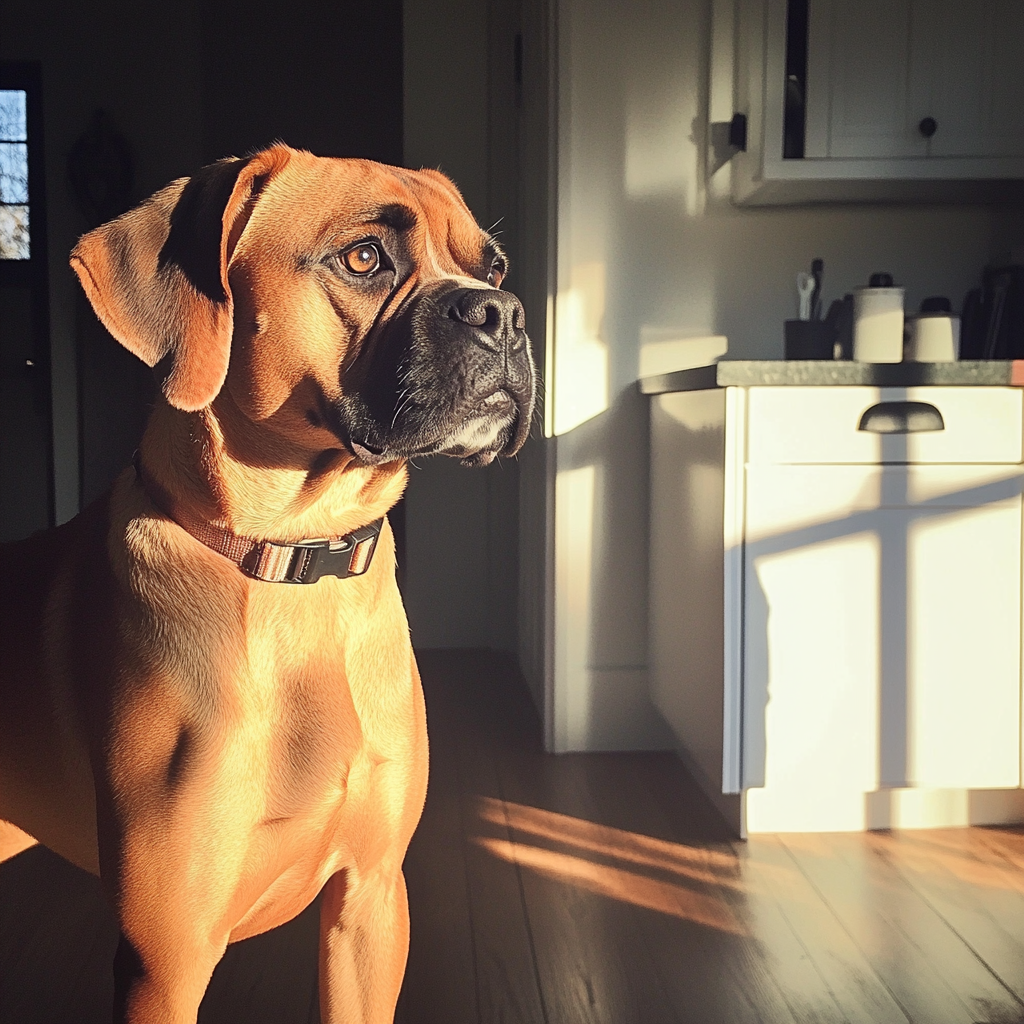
[[0, 842, 320, 1024]]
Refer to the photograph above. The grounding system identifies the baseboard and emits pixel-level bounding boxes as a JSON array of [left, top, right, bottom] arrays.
[[865, 787, 1024, 830]]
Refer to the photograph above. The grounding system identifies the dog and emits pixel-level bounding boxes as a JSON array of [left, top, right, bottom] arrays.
[[0, 143, 535, 1023]]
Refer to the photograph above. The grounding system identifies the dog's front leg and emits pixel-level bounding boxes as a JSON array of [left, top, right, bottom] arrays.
[[110, 898, 228, 1024], [112, 927, 225, 1024], [101, 804, 236, 1024], [318, 866, 411, 1024]]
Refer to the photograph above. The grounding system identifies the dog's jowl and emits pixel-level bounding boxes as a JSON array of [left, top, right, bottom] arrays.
[[0, 145, 535, 1024]]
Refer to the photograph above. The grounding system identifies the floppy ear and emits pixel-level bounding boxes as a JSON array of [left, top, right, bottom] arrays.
[[70, 145, 292, 411]]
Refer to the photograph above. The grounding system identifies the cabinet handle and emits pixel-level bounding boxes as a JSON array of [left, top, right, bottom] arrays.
[[729, 113, 748, 152], [919, 116, 938, 139], [858, 401, 945, 433]]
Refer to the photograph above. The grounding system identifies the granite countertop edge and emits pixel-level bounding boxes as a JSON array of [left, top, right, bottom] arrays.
[[639, 360, 1024, 395]]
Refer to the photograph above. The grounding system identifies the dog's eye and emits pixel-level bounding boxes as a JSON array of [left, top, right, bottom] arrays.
[[340, 243, 382, 275], [487, 263, 505, 288]]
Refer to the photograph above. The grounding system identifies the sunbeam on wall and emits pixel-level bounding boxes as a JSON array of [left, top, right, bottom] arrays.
[[551, 261, 609, 437], [553, 463, 597, 750]]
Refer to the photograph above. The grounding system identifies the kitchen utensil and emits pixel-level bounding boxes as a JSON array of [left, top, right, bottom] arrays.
[[796, 271, 814, 320], [825, 295, 854, 359], [810, 258, 824, 320], [961, 266, 1024, 359]]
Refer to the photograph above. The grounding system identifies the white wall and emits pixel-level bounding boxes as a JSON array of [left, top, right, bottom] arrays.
[[548, 0, 1004, 751]]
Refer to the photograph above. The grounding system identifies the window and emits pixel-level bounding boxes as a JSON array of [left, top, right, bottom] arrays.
[[0, 88, 30, 260]]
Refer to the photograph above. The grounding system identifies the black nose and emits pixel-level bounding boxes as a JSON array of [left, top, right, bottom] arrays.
[[447, 288, 527, 351]]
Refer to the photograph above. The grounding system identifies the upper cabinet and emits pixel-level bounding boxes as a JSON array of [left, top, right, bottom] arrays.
[[731, 0, 1024, 204]]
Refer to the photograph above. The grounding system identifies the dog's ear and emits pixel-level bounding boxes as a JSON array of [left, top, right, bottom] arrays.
[[71, 145, 292, 411]]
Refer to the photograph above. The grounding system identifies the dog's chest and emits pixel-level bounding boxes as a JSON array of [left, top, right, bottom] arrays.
[[221, 599, 421, 940], [232, 581, 415, 819]]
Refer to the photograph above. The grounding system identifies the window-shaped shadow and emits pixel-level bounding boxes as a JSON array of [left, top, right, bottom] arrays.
[[742, 433, 1024, 832]]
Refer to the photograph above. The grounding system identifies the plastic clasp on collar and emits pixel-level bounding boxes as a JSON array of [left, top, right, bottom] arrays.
[[242, 519, 383, 584]]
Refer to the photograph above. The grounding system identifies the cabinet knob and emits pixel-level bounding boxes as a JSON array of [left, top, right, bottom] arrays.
[[918, 117, 938, 139]]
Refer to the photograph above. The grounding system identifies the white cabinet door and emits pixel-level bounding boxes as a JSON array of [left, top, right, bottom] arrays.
[[807, 0, 927, 159], [917, 0, 1024, 159], [743, 463, 885, 832], [743, 463, 1022, 833], [807, 0, 1024, 161], [903, 492, 1022, 787]]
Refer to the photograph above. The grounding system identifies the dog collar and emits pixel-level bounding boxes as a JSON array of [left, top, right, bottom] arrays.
[[133, 454, 383, 584]]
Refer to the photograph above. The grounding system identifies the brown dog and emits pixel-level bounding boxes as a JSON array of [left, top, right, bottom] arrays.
[[0, 144, 534, 1023]]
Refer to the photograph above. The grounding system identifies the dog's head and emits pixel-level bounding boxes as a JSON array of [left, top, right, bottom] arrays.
[[71, 144, 535, 468]]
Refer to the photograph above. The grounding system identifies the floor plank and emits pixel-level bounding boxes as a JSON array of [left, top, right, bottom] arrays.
[[560, 755, 781, 1024], [867, 829, 1024, 1006], [739, 835, 909, 1024], [430, 650, 547, 1024], [780, 832, 1022, 1024], [397, 657, 480, 1024], [496, 752, 682, 1024], [974, 827, 1024, 887]]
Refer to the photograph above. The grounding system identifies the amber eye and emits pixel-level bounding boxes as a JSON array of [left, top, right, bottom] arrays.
[[487, 264, 505, 288], [341, 243, 381, 275]]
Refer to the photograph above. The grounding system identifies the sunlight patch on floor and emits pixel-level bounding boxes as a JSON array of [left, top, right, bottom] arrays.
[[474, 797, 748, 933]]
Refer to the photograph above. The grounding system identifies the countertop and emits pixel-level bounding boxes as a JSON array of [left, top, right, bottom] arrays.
[[639, 359, 1024, 395]]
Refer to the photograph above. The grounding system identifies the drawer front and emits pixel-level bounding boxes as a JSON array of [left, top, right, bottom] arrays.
[[746, 386, 1023, 465]]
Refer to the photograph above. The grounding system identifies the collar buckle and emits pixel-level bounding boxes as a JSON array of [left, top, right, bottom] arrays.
[[244, 519, 383, 584]]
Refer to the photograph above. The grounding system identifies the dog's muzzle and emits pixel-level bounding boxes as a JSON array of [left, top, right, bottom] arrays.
[[337, 282, 536, 467]]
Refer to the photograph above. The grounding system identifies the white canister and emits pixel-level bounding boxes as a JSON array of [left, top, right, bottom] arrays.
[[853, 286, 905, 362], [904, 313, 960, 362]]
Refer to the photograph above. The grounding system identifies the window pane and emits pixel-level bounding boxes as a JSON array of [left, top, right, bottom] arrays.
[[0, 204, 30, 259], [0, 142, 29, 203], [0, 91, 28, 142]]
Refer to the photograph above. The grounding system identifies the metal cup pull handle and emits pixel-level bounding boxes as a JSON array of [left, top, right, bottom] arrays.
[[857, 401, 945, 434]]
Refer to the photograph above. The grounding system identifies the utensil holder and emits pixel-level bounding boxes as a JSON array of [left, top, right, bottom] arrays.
[[784, 319, 835, 359]]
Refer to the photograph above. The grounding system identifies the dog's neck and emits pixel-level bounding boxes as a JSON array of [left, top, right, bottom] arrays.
[[137, 398, 407, 543]]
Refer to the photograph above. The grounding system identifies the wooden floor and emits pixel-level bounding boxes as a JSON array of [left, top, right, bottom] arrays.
[[3, 649, 1024, 1023]]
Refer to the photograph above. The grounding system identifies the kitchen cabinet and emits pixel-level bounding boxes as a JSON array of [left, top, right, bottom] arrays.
[[645, 364, 1024, 834], [731, 0, 1024, 204], [807, 0, 1024, 162]]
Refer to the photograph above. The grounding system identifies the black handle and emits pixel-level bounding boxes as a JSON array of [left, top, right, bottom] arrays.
[[919, 116, 938, 139], [858, 401, 945, 434], [729, 113, 748, 151]]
